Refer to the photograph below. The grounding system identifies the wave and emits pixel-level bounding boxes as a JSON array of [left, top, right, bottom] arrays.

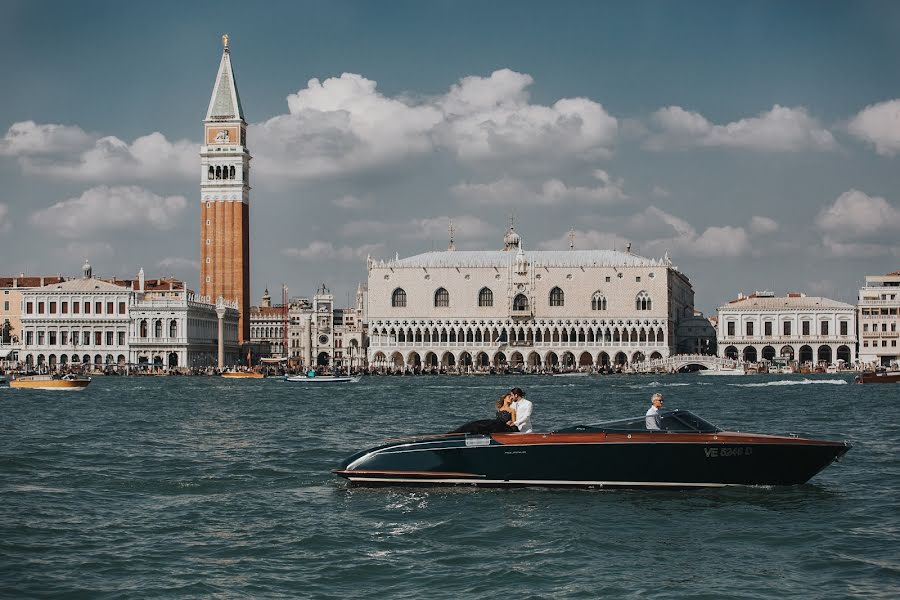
[[729, 378, 848, 387]]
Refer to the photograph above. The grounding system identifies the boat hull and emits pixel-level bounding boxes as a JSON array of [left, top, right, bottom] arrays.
[[9, 377, 90, 390], [284, 375, 360, 383], [334, 432, 850, 488], [855, 372, 900, 384], [221, 372, 265, 379]]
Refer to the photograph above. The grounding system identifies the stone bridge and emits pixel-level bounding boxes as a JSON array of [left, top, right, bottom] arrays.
[[636, 354, 738, 373]]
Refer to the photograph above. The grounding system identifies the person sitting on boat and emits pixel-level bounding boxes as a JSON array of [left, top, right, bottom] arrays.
[[645, 393, 664, 430], [511, 387, 533, 433], [450, 394, 519, 434]]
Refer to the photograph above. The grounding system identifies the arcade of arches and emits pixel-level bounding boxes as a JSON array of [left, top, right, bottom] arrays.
[[722, 343, 853, 365]]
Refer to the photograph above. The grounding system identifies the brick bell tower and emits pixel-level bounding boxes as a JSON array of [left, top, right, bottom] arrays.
[[200, 34, 251, 343]]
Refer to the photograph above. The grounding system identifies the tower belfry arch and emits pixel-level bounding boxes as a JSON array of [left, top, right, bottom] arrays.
[[200, 34, 251, 343]]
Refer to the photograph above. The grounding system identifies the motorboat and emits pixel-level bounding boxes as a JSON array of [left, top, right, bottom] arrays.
[[284, 373, 360, 384], [9, 373, 91, 390], [698, 366, 745, 376], [333, 408, 850, 488], [855, 371, 900, 384], [221, 370, 265, 379], [553, 371, 590, 377]]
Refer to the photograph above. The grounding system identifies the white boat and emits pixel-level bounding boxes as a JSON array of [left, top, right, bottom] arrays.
[[553, 371, 590, 377], [698, 366, 745, 376], [284, 374, 361, 384]]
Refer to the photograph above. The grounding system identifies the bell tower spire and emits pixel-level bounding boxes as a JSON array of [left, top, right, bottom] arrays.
[[200, 34, 251, 344]]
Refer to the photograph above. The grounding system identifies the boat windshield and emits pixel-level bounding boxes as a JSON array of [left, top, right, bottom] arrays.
[[554, 409, 721, 434]]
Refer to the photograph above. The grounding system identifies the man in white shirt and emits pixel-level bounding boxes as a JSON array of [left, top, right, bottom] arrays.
[[645, 393, 664, 430], [510, 387, 533, 433]]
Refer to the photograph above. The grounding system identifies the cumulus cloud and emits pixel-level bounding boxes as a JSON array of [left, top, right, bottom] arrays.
[[651, 185, 670, 198], [749, 216, 779, 235], [251, 68, 617, 179], [1, 121, 196, 180], [452, 170, 627, 206], [848, 99, 900, 156], [0, 203, 11, 232], [30, 185, 188, 238], [0, 121, 94, 156], [645, 105, 835, 152], [537, 229, 632, 251], [332, 194, 370, 209], [815, 189, 900, 257], [339, 215, 495, 242], [282, 241, 385, 261]]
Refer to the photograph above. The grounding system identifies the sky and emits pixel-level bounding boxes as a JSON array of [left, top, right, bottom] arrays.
[[1, 0, 899, 314]]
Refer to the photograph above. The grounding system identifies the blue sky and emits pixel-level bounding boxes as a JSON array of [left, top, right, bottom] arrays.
[[1, 0, 899, 313]]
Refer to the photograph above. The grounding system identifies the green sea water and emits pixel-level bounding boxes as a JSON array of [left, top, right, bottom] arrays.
[[1, 374, 897, 598]]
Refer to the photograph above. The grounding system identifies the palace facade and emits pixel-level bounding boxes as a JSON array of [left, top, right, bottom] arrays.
[[716, 291, 856, 366], [366, 228, 695, 370]]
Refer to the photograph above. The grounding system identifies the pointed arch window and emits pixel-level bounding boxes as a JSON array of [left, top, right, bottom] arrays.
[[636, 291, 652, 311], [591, 291, 607, 311], [391, 288, 407, 308], [549, 286, 565, 307], [478, 287, 493, 307], [434, 287, 449, 307], [513, 293, 529, 311]]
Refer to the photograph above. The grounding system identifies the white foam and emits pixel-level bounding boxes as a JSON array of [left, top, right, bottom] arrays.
[[729, 378, 848, 387]]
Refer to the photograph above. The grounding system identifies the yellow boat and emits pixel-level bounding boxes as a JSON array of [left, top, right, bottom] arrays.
[[9, 374, 91, 390], [221, 370, 265, 379]]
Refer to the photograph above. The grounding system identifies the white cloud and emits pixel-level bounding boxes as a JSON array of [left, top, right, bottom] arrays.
[[282, 241, 385, 261], [537, 229, 631, 251], [339, 215, 495, 241], [848, 99, 900, 156], [646, 105, 835, 152], [157, 257, 200, 272], [0, 121, 93, 156], [630, 206, 752, 258], [30, 185, 188, 238], [452, 171, 627, 206], [251, 68, 617, 180], [749, 216, 779, 235], [651, 185, 670, 198], [0, 203, 10, 232], [815, 189, 900, 257]]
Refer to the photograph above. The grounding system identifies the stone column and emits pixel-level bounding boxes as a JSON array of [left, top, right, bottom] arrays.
[[216, 297, 226, 369]]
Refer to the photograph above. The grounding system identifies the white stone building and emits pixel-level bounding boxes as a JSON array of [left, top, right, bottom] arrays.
[[250, 288, 287, 358], [287, 284, 367, 372], [716, 291, 856, 366], [857, 270, 900, 367], [129, 269, 239, 370], [18, 262, 132, 371], [366, 228, 695, 371]]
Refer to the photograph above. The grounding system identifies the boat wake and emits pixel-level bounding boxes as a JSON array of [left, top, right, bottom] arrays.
[[729, 378, 848, 387]]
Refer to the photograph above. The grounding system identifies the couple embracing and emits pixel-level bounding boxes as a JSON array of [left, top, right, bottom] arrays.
[[452, 387, 533, 434]]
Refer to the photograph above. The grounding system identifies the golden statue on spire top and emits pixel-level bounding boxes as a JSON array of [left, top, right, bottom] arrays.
[[222, 34, 229, 49]]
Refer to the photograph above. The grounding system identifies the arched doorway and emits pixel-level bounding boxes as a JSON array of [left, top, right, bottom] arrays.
[[425, 352, 438, 368], [37, 354, 45, 366], [527, 352, 541, 368], [597, 351, 610, 367], [48, 354, 57, 369], [407, 351, 421, 368], [579, 352, 593, 367], [168, 353, 178, 368], [817, 345, 832, 365], [561, 352, 575, 367], [762, 346, 776, 361], [743, 347, 757, 362], [614, 352, 627, 366], [545, 351, 559, 367], [799, 345, 813, 364], [152, 355, 162, 367], [317, 352, 330, 366], [391, 352, 404, 369], [459, 352, 472, 367], [632, 351, 645, 363], [476, 352, 489, 367], [60, 355, 68, 366], [650, 351, 663, 360], [724, 346, 738, 360], [510, 352, 523, 366], [836, 345, 851, 364], [372, 351, 387, 367], [780, 346, 794, 361], [442, 352, 456, 367], [493, 352, 507, 367]]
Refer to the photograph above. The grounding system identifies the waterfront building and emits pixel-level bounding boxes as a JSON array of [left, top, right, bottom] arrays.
[[17, 262, 131, 370], [0, 275, 65, 363], [366, 228, 695, 370], [287, 284, 367, 372], [128, 269, 239, 369], [200, 34, 251, 343], [674, 310, 717, 355], [716, 291, 856, 366], [857, 270, 900, 367], [250, 288, 287, 358]]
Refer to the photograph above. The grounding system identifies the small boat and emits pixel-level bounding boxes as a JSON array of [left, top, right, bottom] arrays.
[[284, 373, 360, 384], [698, 366, 745, 376], [855, 371, 900, 384], [9, 373, 91, 390], [553, 371, 590, 377], [221, 370, 265, 379], [334, 408, 850, 488]]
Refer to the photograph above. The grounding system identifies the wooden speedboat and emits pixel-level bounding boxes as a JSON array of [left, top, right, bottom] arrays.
[[10, 374, 91, 390], [334, 409, 850, 488], [855, 371, 900, 384], [221, 370, 265, 379]]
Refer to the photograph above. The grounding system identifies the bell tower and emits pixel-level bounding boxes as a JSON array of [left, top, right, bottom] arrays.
[[200, 34, 251, 343]]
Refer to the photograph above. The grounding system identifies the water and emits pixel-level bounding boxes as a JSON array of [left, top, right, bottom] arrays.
[[1, 374, 898, 598]]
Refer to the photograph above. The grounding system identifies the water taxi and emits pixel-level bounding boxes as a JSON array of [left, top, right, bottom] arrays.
[[9, 374, 91, 390], [221, 370, 265, 379]]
